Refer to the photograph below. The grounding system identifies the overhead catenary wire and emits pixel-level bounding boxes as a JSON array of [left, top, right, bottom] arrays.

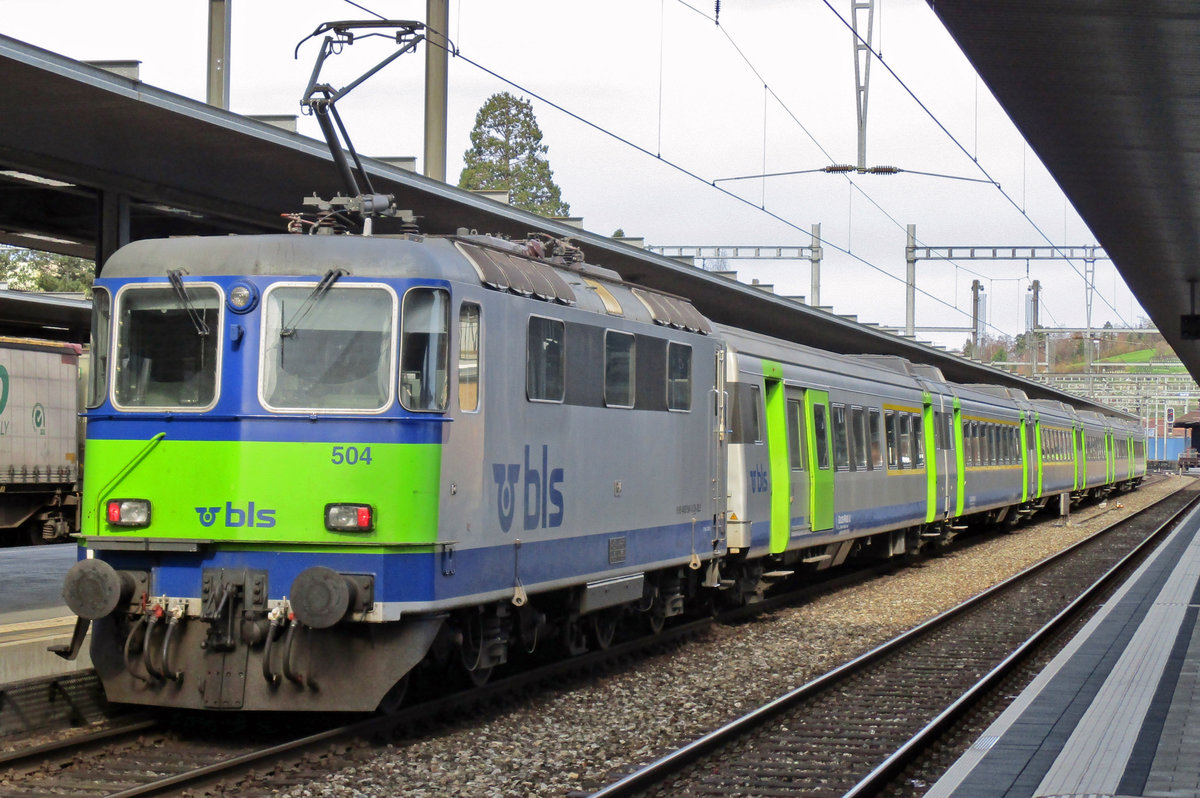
[[820, 0, 1134, 330], [433, 39, 1007, 336], [345, 0, 1016, 337]]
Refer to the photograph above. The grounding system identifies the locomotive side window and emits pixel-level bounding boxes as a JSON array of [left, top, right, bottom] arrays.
[[526, 316, 565, 402], [113, 284, 221, 410], [400, 288, 450, 412], [868, 408, 884, 468], [458, 302, 480, 413], [261, 284, 396, 412], [832, 403, 850, 471], [667, 342, 692, 411], [88, 287, 112, 408], [728, 382, 762, 444], [604, 331, 636, 408]]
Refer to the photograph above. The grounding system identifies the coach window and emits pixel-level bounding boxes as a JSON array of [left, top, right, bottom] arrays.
[[912, 414, 925, 467], [667, 342, 692, 411], [898, 413, 913, 468], [813, 403, 830, 469], [89, 287, 112, 408], [115, 284, 221, 410], [527, 317, 565, 402], [787, 399, 805, 470], [851, 407, 869, 470], [868, 408, 884, 469], [832, 403, 851, 471], [604, 331, 636, 408], [729, 382, 762, 444], [885, 410, 898, 469], [458, 302, 480, 413]]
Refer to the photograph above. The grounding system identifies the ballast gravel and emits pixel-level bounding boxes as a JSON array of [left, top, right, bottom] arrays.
[[271, 476, 1190, 798]]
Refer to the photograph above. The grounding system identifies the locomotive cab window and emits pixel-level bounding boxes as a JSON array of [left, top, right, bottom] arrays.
[[604, 331, 635, 408], [113, 284, 221, 410], [261, 283, 396, 412], [88, 287, 112, 408]]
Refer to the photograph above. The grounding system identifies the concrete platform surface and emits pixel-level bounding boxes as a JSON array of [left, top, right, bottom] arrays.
[[926, 500, 1200, 798], [0, 544, 89, 683]]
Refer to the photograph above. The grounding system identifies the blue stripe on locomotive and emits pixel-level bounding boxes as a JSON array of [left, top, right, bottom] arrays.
[[93, 518, 714, 605]]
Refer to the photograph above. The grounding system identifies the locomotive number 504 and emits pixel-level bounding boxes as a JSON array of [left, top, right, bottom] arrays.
[[331, 445, 373, 465]]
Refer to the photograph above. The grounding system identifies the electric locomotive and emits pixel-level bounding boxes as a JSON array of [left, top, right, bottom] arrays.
[[57, 231, 723, 711]]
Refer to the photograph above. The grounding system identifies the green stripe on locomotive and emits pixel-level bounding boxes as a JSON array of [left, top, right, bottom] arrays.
[[81, 439, 442, 547]]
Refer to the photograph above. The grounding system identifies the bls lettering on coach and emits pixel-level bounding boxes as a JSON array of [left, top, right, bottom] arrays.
[[492, 445, 564, 533]]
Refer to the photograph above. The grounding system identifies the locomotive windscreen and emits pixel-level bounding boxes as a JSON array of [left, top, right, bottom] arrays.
[[261, 285, 394, 411]]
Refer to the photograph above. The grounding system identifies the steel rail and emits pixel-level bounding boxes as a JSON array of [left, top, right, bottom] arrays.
[[842, 491, 1200, 797], [588, 489, 1197, 798], [0, 716, 160, 771]]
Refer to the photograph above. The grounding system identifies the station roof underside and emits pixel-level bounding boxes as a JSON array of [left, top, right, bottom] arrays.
[[0, 32, 1126, 414], [928, 1, 1200, 392]]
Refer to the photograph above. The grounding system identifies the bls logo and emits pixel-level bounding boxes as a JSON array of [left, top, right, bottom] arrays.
[[748, 465, 769, 494], [195, 501, 276, 528], [492, 445, 564, 533]]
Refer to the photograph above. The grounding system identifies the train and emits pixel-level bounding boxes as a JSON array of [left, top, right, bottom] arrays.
[[0, 335, 81, 545], [54, 229, 1146, 712]]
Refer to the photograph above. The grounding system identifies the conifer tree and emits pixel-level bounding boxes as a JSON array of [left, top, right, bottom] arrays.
[[458, 92, 570, 217]]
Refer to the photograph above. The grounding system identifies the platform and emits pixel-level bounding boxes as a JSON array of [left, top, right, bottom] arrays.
[[0, 544, 90, 683], [926, 499, 1200, 798]]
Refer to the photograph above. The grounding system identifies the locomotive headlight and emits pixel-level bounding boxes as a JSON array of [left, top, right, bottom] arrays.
[[226, 281, 259, 313], [106, 499, 151, 527], [325, 503, 374, 532]]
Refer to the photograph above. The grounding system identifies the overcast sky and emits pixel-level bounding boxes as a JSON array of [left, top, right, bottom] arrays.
[[4, 0, 1147, 349]]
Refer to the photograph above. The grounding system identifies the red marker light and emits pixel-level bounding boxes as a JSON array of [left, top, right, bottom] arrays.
[[107, 501, 122, 523], [356, 506, 372, 528]]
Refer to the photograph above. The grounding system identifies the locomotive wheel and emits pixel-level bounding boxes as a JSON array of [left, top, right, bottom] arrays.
[[459, 612, 494, 687], [589, 608, 621, 650], [562, 618, 588, 656], [646, 604, 666, 635]]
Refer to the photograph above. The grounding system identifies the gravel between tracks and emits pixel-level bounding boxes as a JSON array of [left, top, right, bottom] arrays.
[[267, 476, 1191, 798]]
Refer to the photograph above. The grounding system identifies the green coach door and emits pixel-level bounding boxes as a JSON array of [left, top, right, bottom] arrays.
[[805, 389, 834, 533]]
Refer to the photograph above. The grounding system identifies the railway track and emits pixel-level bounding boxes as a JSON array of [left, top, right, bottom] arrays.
[[589, 485, 1200, 798], [1, 485, 1180, 796]]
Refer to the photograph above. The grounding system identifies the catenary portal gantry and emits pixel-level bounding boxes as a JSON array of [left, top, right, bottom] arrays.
[[0, 30, 1125, 414]]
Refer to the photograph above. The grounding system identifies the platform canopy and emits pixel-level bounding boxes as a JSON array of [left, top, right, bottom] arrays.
[[928, 2, 1200, 388], [0, 32, 1130, 414]]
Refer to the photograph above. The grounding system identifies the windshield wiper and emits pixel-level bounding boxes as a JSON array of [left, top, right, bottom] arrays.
[[281, 268, 347, 337], [167, 269, 210, 337]]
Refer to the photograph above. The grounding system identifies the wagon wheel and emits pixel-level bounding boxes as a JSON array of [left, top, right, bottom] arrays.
[[589, 608, 621, 650]]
